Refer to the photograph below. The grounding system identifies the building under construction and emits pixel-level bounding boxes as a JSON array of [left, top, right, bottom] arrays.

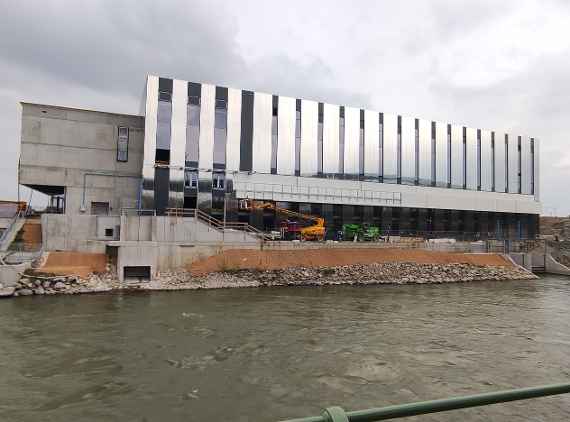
[[17, 75, 541, 254]]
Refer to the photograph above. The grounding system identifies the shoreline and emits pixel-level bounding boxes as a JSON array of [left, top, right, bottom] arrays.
[[1, 261, 537, 298]]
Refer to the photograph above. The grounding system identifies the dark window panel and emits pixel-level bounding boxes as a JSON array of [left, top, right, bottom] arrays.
[[158, 77, 173, 93], [213, 87, 228, 166], [397, 115, 402, 184], [491, 131, 496, 192], [462, 126, 467, 189], [431, 121, 436, 186], [239, 91, 254, 172], [477, 129, 482, 191], [271, 95, 279, 174]]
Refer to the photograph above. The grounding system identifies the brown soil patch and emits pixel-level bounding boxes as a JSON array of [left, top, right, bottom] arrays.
[[189, 248, 513, 276], [39, 252, 106, 278]]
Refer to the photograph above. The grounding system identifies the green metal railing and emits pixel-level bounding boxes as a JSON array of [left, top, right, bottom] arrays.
[[280, 383, 570, 422]]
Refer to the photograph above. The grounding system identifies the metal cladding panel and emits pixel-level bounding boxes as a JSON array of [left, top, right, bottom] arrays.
[[277, 96, 296, 175], [521, 136, 532, 195], [466, 127, 477, 190], [168, 79, 188, 208], [383, 113, 398, 183], [343, 106, 360, 177], [300, 99, 319, 176], [197, 84, 215, 212], [534, 138, 540, 200], [494, 132, 506, 193], [198, 84, 215, 171], [508, 133, 518, 194], [363, 109, 379, 179], [323, 103, 340, 175], [435, 121, 448, 187], [142, 75, 159, 209], [226, 88, 242, 172], [156, 100, 172, 150], [252, 92, 272, 174], [400, 116, 415, 184], [480, 129, 492, 191], [418, 119, 431, 186], [450, 124, 464, 189], [170, 79, 188, 167]]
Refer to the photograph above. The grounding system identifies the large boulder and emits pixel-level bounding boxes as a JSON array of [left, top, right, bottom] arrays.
[[0, 286, 15, 298]]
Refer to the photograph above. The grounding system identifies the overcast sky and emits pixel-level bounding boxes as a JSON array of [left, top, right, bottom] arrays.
[[1, 0, 569, 215]]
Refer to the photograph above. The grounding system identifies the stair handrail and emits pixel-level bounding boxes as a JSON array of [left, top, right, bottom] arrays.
[[165, 207, 270, 240], [0, 209, 24, 246]]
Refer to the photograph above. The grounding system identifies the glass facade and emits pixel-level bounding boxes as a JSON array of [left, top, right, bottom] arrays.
[[144, 76, 539, 237]]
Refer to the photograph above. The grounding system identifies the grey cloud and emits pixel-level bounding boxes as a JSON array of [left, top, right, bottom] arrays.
[[0, 0, 568, 214]]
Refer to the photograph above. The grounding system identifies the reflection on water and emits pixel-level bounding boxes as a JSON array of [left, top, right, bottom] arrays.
[[1, 276, 570, 422]]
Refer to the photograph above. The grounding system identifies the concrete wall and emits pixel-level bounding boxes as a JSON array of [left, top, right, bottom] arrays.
[[545, 254, 570, 276], [120, 215, 260, 244], [41, 214, 120, 253], [19, 103, 145, 215], [509, 252, 533, 271], [115, 241, 261, 280]]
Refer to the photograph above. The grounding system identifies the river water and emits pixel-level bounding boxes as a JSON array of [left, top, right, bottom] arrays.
[[1, 276, 570, 422]]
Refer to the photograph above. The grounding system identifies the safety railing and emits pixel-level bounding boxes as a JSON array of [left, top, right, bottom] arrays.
[[0, 209, 24, 251], [165, 208, 272, 241], [279, 382, 570, 422]]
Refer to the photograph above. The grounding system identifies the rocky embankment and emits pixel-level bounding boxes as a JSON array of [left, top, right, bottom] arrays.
[[148, 262, 537, 290], [0, 272, 118, 298], [0, 262, 537, 298]]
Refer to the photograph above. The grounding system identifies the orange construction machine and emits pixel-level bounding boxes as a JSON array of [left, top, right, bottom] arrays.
[[239, 200, 326, 241]]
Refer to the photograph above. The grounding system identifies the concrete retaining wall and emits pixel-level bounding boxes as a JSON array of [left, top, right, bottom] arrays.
[[545, 254, 570, 276], [42, 214, 120, 253], [0, 262, 31, 287]]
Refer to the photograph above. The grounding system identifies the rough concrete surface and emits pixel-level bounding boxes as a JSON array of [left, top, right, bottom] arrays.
[[189, 248, 513, 276]]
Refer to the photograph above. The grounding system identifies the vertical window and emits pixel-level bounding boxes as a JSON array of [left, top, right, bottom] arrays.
[[359, 109, 365, 178], [117, 126, 128, 162], [477, 129, 481, 191], [447, 124, 452, 188], [271, 95, 279, 174], [414, 118, 420, 185], [294, 99, 302, 176], [213, 87, 228, 168], [186, 82, 201, 167], [212, 172, 225, 190], [462, 126, 467, 189], [530, 138, 535, 195], [184, 170, 198, 188], [318, 102, 324, 175], [431, 121, 436, 186], [397, 115, 402, 184], [339, 107, 345, 175], [517, 136, 522, 194], [156, 90, 172, 159], [491, 132, 496, 192], [379, 113, 384, 182], [239, 90, 254, 172], [156, 77, 173, 159], [505, 134, 509, 193]]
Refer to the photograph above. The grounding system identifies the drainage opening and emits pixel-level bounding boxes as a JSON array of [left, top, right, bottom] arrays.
[[123, 266, 151, 282]]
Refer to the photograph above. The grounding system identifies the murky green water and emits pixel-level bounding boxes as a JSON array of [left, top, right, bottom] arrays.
[[1, 276, 570, 422]]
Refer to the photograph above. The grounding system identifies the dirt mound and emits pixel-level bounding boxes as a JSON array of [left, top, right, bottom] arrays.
[[39, 252, 106, 278], [189, 248, 512, 276]]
